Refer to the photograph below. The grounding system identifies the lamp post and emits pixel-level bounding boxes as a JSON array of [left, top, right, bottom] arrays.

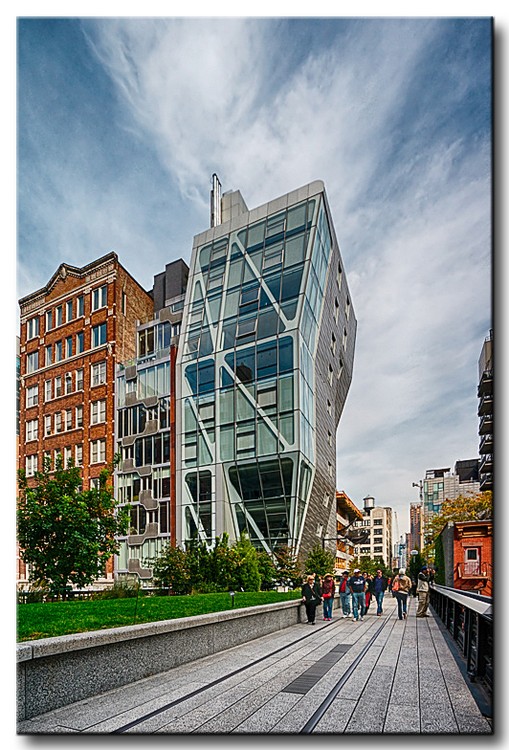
[[412, 480, 424, 551]]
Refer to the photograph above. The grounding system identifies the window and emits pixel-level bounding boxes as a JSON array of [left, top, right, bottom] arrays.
[[138, 328, 155, 358], [55, 305, 63, 327], [76, 369, 84, 390], [26, 351, 38, 373], [54, 449, 62, 467], [54, 376, 62, 398], [64, 446, 72, 466], [65, 372, 73, 395], [43, 451, 51, 470], [92, 323, 107, 347], [373, 519, 383, 526], [46, 310, 53, 331], [25, 454, 38, 477], [89, 477, 100, 490], [331, 333, 336, 355], [54, 412, 62, 434], [237, 318, 257, 338], [55, 340, 62, 362], [65, 299, 73, 322], [76, 405, 83, 428], [76, 332, 84, 354], [91, 361, 106, 387], [26, 419, 38, 442], [92, 285, 107, 311], [44, 415, 52, 437], [77, 295, 84, 317], [45, 345, 53, 367], [26, 316, 39, 340], [75, 444, 83, 466], [26, 385, 38, 408], [66, 336, 73, 358], [65, 410, 73, 431], [91, 439, 106, 464], [91, 400, 106, 424]]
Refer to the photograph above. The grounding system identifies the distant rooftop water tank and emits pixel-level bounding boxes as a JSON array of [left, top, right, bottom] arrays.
[[363, 495, 375, 511]]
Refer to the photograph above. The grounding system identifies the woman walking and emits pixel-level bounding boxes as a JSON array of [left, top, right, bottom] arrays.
[[321, 573, 335, 621], [392, 568, 412, 620], [301, 575, 322, 624]]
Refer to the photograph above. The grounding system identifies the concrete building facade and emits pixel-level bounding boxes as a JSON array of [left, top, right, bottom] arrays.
[[477, 331, 493, 492], [175, 180, 356, 559], [351, 496, 393, 567], [114, 261, 188, 579]]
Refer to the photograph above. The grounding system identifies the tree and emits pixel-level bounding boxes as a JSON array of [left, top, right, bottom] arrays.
[[273, 544, 302, 589], [17, 455, 130, 599], [234, 532, 261, 592], [151, 543, 191, 595], [424, 491, 493, 562], [303, 543, 336, 577], [256, 550, 277, 590]]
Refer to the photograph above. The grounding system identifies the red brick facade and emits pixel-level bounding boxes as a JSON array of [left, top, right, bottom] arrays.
[[18, 253, 154, 583], [452, 521, 492, 597]]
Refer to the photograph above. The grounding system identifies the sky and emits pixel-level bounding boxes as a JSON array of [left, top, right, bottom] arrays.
[[15, 13, 493, 537]]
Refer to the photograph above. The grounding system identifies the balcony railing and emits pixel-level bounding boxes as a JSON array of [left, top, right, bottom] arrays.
[[479, 434, 493, 454], [430, 585, 492, 701], [456, 561, 492, 579]]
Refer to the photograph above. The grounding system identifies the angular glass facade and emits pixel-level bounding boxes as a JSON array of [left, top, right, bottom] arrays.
[[176, 181, 356, 557]]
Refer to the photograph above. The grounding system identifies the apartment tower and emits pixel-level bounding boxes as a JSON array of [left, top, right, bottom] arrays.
[[18, 252, 153, 580], [176, 180, 356, 559]]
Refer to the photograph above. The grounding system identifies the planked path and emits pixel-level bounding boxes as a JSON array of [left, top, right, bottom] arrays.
[[17, 595, 492, 735]]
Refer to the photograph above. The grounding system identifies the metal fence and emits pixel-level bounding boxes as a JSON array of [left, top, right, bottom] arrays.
[[430, 584, 492, 698]]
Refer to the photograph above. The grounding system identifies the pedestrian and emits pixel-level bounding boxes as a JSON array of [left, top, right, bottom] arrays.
[[348, 569, 366, 622], [338, 571, 352, 617], [301, 574, 322, 624], [392, 568, 412, 620], [321, 573, 335, 621], [364, 573, 372, 612], [416, 565, 431, 618], [372, 569, 389, 616]]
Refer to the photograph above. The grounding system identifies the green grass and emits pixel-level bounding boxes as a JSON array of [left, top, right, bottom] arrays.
[[17, 590, 302, 642]]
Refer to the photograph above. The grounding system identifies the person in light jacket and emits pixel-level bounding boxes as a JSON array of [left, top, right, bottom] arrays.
[[321, 573, 335, 621], [392, 568, 412, 620], [416, 566, 431, 617], [301, 574, 322, 624]]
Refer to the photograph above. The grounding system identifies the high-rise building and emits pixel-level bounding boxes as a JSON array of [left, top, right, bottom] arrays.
[[409, 501, 423, 552], [114, 261, 188, 579], [18, 252, 154, 583], [478, 331, 493, 492], [175, 180, 356, 558], [351, 496, 393, 567]]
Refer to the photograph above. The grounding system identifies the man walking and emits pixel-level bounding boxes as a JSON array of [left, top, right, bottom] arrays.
[[416, 565, 431, 617], [338, 571, 352, 618], [348, 569, 366, 622], [371, 569, 388, 616]]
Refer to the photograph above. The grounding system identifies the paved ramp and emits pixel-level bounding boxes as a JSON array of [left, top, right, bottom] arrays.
[[17, 596, 492, 735]]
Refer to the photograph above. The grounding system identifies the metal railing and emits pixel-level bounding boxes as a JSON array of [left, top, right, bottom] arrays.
[[430, 584, 492, 698]]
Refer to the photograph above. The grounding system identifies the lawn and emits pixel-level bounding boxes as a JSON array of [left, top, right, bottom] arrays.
[[17, 589, 302, 642]]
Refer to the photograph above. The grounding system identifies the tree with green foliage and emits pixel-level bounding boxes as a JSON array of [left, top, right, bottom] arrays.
[[408, 550, 424, 585], [209, 533, 239, 591], [273, 544, 302, 589], [151, 543, 191, 595], [17, 455, 130, 599], [256, 550, 277, 590], [185, 535, 214, 592], [348, 555, 390, 577], [234, 532, 261, 591], [303, 543, 336, 577]]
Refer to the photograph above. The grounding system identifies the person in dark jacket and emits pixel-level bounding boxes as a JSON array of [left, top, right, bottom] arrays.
[[348, 569, 366, 622], [370, 569, 389, 616], [301, 574, 321, 624], [338, 571, 352, 617]]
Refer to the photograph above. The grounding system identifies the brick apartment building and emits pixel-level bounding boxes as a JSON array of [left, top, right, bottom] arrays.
[[18, 252, 153, 581]]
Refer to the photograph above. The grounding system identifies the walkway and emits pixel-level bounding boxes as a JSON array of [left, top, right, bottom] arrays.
[[17, 595, 492, 735]]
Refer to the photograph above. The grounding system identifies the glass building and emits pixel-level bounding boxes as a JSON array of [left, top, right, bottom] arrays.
[[176, 180, 356, 558]]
